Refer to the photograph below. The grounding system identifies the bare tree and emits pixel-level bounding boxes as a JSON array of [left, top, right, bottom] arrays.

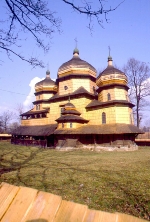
[[62, 0, 124, 29], [0, 110, 15, 133], [123, 58, 150, 128], [1, 0, 61, 67], [15, 103, 25, 123], [8, 121, 20, 134], [1, 0, 123, 67]]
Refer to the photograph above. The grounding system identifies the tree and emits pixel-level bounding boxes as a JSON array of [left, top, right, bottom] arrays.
[[1, 0, 123, 67], [0, 111, 15, 133], [15, 103, 25, 124], [123, 58, 150, 128]]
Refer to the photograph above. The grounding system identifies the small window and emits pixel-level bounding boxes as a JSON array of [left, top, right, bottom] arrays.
[[107, 93, 111, 101], [62, 123, 64, 128], [36, 104, 40, 110], [64, 86, 68, 90], [102, 112, 106, 124], [60, 107, 65, 116], [70, 122, 72, 128]]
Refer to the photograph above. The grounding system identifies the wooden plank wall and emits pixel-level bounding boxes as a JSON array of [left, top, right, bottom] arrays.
[[0, 182, 147, 222]]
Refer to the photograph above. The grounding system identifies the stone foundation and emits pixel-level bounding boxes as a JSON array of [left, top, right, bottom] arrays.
[[55, 138, 138, 151]]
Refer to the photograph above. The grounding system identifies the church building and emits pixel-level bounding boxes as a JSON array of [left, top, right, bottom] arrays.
[[12, 48, 142, 151]]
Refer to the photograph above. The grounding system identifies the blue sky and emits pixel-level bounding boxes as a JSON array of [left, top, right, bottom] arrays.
[[0, 0, 150, 125]]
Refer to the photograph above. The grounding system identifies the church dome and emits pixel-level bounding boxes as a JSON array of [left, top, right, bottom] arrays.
[[35, 70, 57, 92], [96, 56, 127, 87], [57, 48, 97, 78]]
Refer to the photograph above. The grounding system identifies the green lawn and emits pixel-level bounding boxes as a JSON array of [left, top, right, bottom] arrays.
[[0, 142, 150, 220]]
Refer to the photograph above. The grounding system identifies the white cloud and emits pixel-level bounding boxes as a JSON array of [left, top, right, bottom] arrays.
[[23, 77, 44, 110]]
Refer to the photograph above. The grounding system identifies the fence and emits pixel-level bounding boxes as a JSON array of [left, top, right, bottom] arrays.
[[0, 182, 147, 222]]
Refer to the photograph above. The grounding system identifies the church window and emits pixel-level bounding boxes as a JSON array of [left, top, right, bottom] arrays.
[[102, 112, 106, 124], [60, 107, 65, 116], [64, 86, 68, 90], [93, 86, 96, 94], [36, 105, 40, 110], [70, 122, 72, 128], [107, 93, 111, 101]]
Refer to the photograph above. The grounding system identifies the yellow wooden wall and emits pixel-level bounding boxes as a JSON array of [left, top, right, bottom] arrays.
[[59, 78, 96, 95]]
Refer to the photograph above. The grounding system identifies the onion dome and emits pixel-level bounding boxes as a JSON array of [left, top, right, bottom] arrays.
[[35, 70, 57, 92], [96, 56, 127, 87], [57, 48, 97, 78]]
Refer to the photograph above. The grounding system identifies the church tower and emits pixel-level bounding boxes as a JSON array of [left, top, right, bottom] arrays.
[[96, 55, 134, 124]]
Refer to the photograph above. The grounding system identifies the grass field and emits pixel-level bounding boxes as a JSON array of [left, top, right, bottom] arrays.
[[0, 142, 150, 220]]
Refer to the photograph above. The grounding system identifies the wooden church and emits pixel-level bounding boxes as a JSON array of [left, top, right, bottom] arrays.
[[12, 48, 142, 150]]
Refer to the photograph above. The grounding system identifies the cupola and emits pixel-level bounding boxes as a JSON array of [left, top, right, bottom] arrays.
[[57, 48, 97, 78], [96, 56, 127, 87], [35, 70, 57, 93]]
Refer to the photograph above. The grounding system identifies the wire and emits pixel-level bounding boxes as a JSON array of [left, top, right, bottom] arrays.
[[0, 88, 35, 97]]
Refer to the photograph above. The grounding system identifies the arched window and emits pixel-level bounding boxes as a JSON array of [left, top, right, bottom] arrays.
[[70, 122, 72, 128], [102, 112, 106, 124], [107, 93, 111, 101]]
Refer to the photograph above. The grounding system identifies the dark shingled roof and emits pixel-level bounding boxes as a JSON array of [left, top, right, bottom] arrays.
[[35, 72, 56, 87], [97, 65, 126, 79], [49, 86, 95, 102], [61, 109, 81, 116], [20, 108, 49, 116], [58, 55, 96, 74], [65, 102, 75, 108], [55, 115, 89, 123], [13, 124, 57, 136], [86, 100, 134, 109], [54, 124, 143, 135]]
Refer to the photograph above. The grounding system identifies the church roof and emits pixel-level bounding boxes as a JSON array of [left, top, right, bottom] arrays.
[[96, 56, 127, 85], [99, 66, 125, 77], [61, 109, 81, 116], [49, 86, 96, 102], [58, 49, 96, 75], [54, 124, 143, 135], [55, 115, 89, 123], [13, 124, 57, 136], [86, 100, 134, 109], [65, 102, 75, 108], [20, 108, 49, 116], [35, 70, 56, 87]]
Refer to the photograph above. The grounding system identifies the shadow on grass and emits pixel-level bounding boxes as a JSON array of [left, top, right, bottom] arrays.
[[0, 143, 150, 220]]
